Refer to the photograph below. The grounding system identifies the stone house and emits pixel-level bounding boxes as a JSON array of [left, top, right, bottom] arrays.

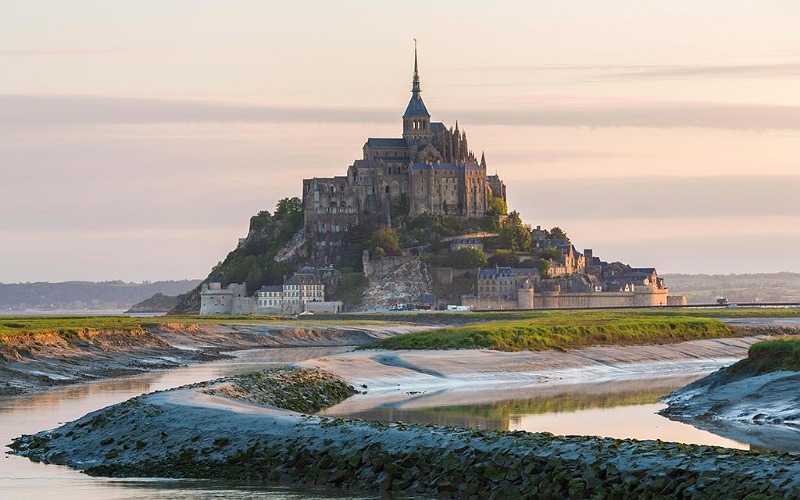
[[449, 237, 484, 252], [281, 272, 325, 315]]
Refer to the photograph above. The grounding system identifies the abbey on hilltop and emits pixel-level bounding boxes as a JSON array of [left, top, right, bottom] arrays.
[[302, 45, 506, 263]]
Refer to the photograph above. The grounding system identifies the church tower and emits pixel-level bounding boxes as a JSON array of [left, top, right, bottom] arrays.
[[402, 41, 431, 141]]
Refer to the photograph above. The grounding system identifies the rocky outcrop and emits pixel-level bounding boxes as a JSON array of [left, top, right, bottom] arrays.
[[661, 333, 800, 452], [361, 258, 433, 310]]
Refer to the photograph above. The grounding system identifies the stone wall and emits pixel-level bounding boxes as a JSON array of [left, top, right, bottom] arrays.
[[667, 295, 688, 306], [429, 266, 453, 285], [199, 283, 248, 315], [463, 288, 670, 310], [305, 301, 344, 314], [535, 289, 668, 309], [461, 295, 520, 311], [362, 253, 417, 280]]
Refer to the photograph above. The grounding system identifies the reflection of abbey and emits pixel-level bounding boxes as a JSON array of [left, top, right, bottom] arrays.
[[302, 46, 505, 263]]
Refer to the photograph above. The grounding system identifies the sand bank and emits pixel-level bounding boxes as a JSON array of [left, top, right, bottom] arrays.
[[301, 336, 761, 413]]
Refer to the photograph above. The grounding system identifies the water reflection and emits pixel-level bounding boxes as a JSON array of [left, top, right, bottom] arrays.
[[335, 376, 750, 450], [1, 346, 361, 500]]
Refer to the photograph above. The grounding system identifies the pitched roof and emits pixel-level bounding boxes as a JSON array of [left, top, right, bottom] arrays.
[[365, 138, 408, 148], [411, 162, 468, 171], [403, 95, 430, 118], [285, 273, 322, 286]]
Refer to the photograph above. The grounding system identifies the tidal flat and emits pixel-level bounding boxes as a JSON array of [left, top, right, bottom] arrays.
[[12, 366, 800, 498]]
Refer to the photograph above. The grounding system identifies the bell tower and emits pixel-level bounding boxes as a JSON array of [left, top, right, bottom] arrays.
[[402, 40, 431, 141]]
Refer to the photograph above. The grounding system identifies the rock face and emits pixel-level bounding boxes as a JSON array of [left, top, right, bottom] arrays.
[[661, 363, 800, 452], [12, 368, 800, 499], [361, 258, 432, 310]]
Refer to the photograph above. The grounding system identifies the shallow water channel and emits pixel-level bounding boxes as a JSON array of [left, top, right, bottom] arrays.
[[0, 342, 754, 499]]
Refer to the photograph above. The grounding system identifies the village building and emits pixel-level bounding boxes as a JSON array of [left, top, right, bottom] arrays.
[[449, 237, 484, 252], [200, 270, 341, 315], [199, 282, 250, 315]]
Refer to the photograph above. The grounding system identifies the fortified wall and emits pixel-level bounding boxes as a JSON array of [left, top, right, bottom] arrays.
[[462, 287, 670, 310]]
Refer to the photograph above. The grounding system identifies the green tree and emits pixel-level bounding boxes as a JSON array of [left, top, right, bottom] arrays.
[[369, 226, 401, 257], [487, 195, 508, 216], [499, 211, 531, 252], [531, 258, 551, 276], [549, 226, 570, 243], [274, 197, 302, 221], [450, 247, 488, 269], [538, 246, 561, 261]]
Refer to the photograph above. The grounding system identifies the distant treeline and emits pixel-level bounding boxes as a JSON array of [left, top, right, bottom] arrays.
[[0, 280, 201, 311], [663, 272, 800, 304]]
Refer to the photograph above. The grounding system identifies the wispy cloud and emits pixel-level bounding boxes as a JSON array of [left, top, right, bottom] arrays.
[[3, 94, 800, 130], [0, 95, 392, 125], [511, 175, 800, 221], [607, 63, 800, 80], [0, 48, 131, 57], [481, 62, 800, 81]]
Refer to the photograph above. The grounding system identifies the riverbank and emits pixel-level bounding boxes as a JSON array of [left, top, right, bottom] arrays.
[[12, 366, 800, 498], [304, 336, 764, 412], [661, 336, 800, 452], [0, 321, 424, 398]]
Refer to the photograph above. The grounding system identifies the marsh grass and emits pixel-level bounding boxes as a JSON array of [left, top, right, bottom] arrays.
[[370, 312, 739, 351], [729, 337, 800, 374], [0, 314, 390, 339], [0, 316, 145, 339]]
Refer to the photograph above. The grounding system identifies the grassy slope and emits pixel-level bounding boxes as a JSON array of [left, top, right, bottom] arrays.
[[728, 337, 800, 375], [370, 311, 739, 351], [0, 315, 385, 338], [1, 307, 797, 352]]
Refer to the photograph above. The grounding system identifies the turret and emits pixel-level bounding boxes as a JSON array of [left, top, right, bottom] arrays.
[[402, 40, 431, 141]]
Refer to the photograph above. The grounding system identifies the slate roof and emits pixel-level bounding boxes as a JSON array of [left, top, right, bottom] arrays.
[[365, 138, 408, 149], [258, 285, 282, 293], [285, 273, 322, 286], [403, 95, 430, 118], [411, 162, 466, 171]]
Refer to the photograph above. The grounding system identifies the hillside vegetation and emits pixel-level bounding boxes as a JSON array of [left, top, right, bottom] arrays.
[[174, 198, 305, 312]]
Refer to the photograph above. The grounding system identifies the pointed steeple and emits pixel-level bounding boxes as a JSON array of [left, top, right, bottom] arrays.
[[480, 151, 486, 168], [412, 39, 421, 97], [403, 39, 431, 140]]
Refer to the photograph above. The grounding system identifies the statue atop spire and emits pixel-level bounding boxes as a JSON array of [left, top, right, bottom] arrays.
[[412, 38, 421, 96]]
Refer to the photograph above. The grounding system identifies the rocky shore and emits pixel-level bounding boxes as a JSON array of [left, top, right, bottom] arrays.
[[11, 367, 800, 499], [661, 329, 800, 452], [0, 322, 420, 398]]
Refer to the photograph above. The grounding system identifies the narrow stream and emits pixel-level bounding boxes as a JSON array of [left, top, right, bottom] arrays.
[[0, 347, 362, 500], [6, 323, 793, 498]]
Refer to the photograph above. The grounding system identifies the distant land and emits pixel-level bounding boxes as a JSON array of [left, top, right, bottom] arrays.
[[663, 273, 800, 304], [0, 280, 201, 312]]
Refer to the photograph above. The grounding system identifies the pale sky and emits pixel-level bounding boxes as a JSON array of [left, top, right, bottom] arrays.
[[1, 1, 799, 282]]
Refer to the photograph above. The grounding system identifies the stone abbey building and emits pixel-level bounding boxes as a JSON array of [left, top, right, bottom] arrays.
[[302, 47, 505, 263]]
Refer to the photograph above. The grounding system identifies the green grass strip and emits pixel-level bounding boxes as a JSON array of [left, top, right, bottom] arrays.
[[371, 313, 739, 351]]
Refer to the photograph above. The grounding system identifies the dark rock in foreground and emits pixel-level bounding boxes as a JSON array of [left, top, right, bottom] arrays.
[[10, 368, 800, 499]]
